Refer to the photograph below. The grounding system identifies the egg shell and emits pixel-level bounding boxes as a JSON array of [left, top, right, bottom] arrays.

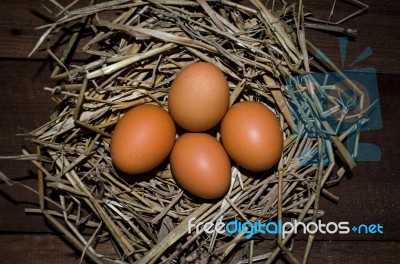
[[168, 62, 229, 132], [220, 101, 283, 172], [110, 104, 176, 174], [170, 133, 231, 199]]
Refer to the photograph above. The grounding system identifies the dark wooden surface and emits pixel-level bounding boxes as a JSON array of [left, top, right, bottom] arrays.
[[0, 0, 399, 263], [0, 235, 399, 264]]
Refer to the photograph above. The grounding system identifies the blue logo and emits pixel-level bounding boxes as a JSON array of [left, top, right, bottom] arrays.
[[286, 37, 382, 166]]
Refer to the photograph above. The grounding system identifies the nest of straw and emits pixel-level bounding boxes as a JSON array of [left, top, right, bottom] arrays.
[[12, 0, 368, 263]]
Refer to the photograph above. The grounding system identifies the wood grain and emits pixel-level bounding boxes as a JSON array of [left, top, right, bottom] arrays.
[[0, 0, 399, 73], [0, 0, 399, 263], [315, 73, 400, 241], [0, 60, 55, 233], [303, 0, 400, 74], [0, 235, 399, 264], [0, 0, 91, 60]]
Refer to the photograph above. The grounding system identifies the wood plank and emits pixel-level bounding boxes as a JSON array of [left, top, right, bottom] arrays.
[[245, 0, 400, 74], [0, 60, 55, 233], [231, 239, 400, 264], [1, 0, 399, 74], [314, 73, 400, 241], [301, 240, 400, 264], [0, 1, 399, 261], [0, 234, 113, 264], [0, 234, 399, 264], [0, 0, 399, 242], [0, 0, 91, 60]]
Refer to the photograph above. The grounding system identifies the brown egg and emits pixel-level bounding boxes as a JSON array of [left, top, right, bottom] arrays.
[[110, 104, 176, 174], [170, 133, 231, 199], [168, 62, 229, 132], [220, 101, 283, 172]]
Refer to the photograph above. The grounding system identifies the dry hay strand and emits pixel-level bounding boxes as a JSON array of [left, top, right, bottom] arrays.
[[3, 0, 371, 263]]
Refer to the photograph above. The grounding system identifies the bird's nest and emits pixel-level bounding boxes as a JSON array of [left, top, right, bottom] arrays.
[[2, 0, 370, 263]]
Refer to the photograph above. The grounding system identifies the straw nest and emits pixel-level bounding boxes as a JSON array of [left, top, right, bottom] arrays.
[[5, 0, 368, 263]]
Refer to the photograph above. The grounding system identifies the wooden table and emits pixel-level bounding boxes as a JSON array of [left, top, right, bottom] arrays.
[[0, 0, 399, 263]]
